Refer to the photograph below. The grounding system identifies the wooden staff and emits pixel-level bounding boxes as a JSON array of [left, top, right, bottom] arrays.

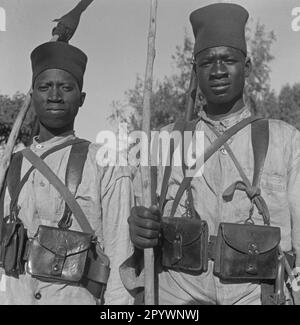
[[0, 0, 94, 194], [141, 0, 158, 305]]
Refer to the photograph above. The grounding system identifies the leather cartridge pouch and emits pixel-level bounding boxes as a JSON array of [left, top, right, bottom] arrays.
[[159, 119, 210, 273], [83, 241, 110, 300], [0, 216, 28, 277], [26, 225, 92, 284], [22, 145, 111, 299], [0, 153, 28, 278], [158, 118, 261, 274], [209, 119, 281, 281], [213, 223, 280, 281], [161, 216, 208, 273]]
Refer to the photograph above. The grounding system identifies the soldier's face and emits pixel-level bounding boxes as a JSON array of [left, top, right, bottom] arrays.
[[32, 69, 86, 129], [195, 46, 251, 106]]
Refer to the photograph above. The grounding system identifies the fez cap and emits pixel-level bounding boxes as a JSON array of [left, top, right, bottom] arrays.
[[31, 41, 88, 90], [190, 3, 249, 57]]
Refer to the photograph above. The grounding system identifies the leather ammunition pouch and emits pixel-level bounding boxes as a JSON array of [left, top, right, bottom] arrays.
[[0, 216, 28, 277], [27, 225, 93, 283], [0, 152, 28, 278], [26, 225, 110, 299], [208, 120, 282, 281], [21, 145, 111, 300], [161, 216, 208, 273], [213, 223, 280, 280], [158, 118, 261, 274], [0, 140, 110, 300]]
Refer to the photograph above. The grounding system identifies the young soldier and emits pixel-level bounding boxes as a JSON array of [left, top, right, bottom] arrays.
[[0, 41, 134, 305], [126, 3, 300, 305]]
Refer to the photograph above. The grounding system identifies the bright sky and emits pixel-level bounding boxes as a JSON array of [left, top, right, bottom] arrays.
[[0, 0, 300, 141]]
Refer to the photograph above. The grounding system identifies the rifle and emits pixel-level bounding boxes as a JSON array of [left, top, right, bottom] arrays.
[[184, 64, 198, 122]]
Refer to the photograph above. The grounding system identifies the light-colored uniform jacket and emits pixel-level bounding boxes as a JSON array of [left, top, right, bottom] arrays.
[[122, 106, 300, 305], [0, 132, 134, 305]]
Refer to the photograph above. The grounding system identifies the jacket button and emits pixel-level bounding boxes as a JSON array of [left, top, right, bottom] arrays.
[[34, 292, 42, 300]]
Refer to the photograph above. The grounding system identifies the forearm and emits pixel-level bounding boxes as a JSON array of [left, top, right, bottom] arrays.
[[102, 175, 135, 305]]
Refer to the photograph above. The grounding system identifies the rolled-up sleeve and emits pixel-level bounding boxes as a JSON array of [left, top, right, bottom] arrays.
[[101, 167, 135, 305]]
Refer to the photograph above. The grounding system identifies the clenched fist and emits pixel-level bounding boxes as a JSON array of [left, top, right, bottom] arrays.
[[128, 206, 161, 249]]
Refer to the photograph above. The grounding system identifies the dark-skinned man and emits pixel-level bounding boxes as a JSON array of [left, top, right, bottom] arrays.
[[124, 3, 300, 305], [0, 41, 134, 305]]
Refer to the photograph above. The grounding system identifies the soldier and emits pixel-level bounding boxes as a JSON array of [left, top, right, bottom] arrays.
[[126, 3, 300, 305], [0, 41, 134, 305]]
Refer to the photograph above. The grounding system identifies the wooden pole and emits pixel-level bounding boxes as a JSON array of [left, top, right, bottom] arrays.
[[141, 0, 158, 305]]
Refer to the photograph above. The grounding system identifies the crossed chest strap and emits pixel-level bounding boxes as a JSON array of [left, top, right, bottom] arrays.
[[0, 138, 90, 229], [158, 116, 270, 226]]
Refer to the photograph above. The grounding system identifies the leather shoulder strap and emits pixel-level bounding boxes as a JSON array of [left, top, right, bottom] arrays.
[[251, 119, 269, 187], [150, 166, 158, 205], [0, 176, 7, 221], [7, 152, 23, 200], [65, 141, 90, 195], [0, 152, 22, 222], [59, 140, 90, 228], [9, 138, 86, 218], [22, 148, 94, 234], [170, 116, 261, 218], [158, 119, 198, 212], [210, 119, 270, 225]]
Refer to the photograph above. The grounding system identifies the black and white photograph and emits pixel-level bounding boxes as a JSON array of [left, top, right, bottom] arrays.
[[1, 0, 300, 310]]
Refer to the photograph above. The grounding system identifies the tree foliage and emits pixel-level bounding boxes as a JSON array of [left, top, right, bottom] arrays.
[[109, 21, 291, 131], [0, 92, 37, 146], [244, 21, 276, 116], [277, 84, 300, 129]]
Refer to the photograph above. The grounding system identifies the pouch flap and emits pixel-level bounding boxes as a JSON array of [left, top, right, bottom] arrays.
[[220, 223, 280, 255], [162, 217, 205, 246], [1, 220, 21, 247], [36, 225, 92, 257]]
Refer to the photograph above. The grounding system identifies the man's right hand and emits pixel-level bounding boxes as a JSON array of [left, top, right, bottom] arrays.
[[128, 206, 161, 249]]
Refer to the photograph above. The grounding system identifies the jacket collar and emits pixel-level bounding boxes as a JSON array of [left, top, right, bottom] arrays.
[[31, 130, 76, 151], [199, 106, 252, 132]]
